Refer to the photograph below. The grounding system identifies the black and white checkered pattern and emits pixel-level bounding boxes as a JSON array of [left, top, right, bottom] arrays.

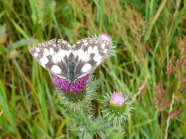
[[28, 38, 112, 84]]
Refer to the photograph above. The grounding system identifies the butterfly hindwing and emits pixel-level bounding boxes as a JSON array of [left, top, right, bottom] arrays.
[[72, 38, 112, 79], [28, 39, 71, 79]]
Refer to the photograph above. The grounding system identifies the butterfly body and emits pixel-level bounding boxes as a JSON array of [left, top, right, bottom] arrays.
[[65, 52, 82, 85], [28, 38, 112, 85]]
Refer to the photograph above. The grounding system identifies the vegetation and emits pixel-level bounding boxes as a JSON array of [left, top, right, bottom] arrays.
[[0, 0, 185, 138]]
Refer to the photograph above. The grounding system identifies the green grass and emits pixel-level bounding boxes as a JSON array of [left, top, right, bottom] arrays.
[[0, 0, 185, 138]]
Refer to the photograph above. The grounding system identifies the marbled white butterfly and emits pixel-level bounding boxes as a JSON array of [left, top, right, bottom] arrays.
[[28, 38, 112, 85]]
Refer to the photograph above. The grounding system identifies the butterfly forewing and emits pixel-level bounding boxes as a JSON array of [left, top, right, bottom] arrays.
[[72, 38, 112, 79], [28, 39, 71, 79]]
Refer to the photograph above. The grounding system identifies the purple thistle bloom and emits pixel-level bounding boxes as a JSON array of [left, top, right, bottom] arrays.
[[51, 74, 90, 94], [110, 92, 124, 108], [98, 33, 111, 41]]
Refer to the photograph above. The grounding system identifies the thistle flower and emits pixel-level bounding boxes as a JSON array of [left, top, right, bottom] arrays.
[[100, 92, 134, 125], [51, 74, 90, 94], [98, 33, 112, 41], [56, 74, 99, 108], [110, 92, 125, 108]]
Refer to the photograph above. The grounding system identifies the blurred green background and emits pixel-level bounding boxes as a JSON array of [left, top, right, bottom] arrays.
[[0, 0, 185, 138]]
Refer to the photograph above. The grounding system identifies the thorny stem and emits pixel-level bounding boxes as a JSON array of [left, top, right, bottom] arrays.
[[164, 94, 175, 139]]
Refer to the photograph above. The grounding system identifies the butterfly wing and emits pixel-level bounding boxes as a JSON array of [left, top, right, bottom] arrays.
[[28, 39, 71, 79], [72, 38, 112, 79]]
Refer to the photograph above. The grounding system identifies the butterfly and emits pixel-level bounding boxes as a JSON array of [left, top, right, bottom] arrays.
[[28, 38, 112, 85]]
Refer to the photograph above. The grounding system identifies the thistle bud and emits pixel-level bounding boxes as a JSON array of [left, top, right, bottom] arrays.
[[98, 33, 111, 41], [110, 92, 124, 108]]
